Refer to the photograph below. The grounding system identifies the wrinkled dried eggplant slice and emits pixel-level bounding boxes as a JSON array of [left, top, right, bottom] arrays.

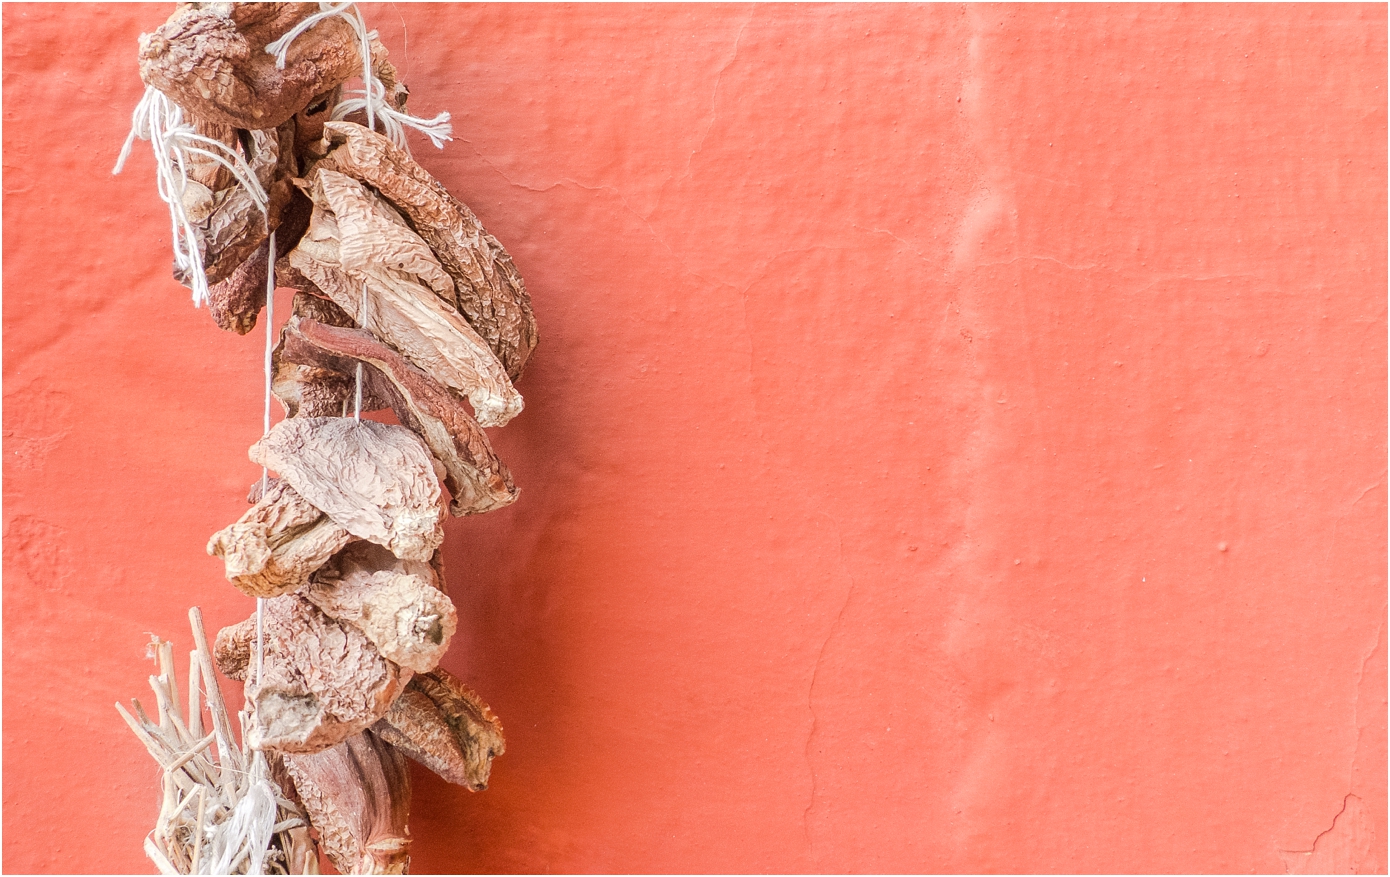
[[206, 187, 313, 334], [249, 416, 445, 561], [374, 668, 504, 791], [270, 291, 393, 417], [283, 315, 519, 515], [176, 119, 298, 289], [138, 2, 365, 130], [207, 479, 354, 598], [244, 594, 410, 755], [283, 730, 412, 875], [285, 167, 523, 427], [314, 121, 539, 380], [307, 541, 455, 673]]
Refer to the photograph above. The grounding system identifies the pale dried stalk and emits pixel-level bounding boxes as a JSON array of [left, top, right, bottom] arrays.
[[118, 608, 319, 874]]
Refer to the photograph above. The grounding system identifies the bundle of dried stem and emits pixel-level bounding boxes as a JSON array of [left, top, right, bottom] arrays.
[[117, 608, 318, 875]]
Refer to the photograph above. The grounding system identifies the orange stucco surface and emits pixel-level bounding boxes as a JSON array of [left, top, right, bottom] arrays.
[[4, 4, 1386, 873]]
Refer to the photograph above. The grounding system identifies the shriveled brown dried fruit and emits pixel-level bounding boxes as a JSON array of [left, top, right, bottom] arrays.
[[285, 167, 523, 427], [283, 730, 411, 875], [207, 238, 270, 335], [314, 122, 539, 380], [138, 3, 366, 130], [307, 541, 455, 673], [249, 417, 445, 561], [206, 187, 313, 335], [213, 617, 255, 681], [246, 594, 409, 754], [207, 479, 353, 598], [283, 316, 519, 515], [270, 292, 393, 417], [181, 112, 239, 192], [174, 119, 299, 289], [375, 668, 504, 791]]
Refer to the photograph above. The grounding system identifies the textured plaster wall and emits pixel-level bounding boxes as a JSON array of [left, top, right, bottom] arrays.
[[3, 4, 1386, 874]]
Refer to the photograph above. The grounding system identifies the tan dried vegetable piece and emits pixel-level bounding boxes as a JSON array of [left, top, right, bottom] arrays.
[[315, 121, 539, 380], [249, 417, 445, 561], [283, 730, 411, 875], [206, 188, 313, 335], [213, 617, 255, 681], [374, 668, 504, 791], [207, 479, 354, 598], [138, 2, 365, 130], [306, 541, 455, 673], [284, 316, 519, 515], [246, 594, 409, 754], [270, 292, 392, 417], [181, 112, 238, 193], [177, 120, 298, 289], [285, 167, 523, 427]]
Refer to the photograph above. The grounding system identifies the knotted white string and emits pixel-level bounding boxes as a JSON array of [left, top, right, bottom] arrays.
[[114, 87, 269, 307], [200, 757, 277, 875], [267, 1, 452, 153]]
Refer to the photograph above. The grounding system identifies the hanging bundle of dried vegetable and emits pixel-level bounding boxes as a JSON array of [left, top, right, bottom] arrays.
[[116, 4, 533, 872]]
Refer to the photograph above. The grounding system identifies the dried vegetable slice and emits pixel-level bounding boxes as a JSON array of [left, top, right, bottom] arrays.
[[284, 169, 523, 427], [282, 730, 412, 875], [282, 315, 519, 515], [138, 3, 365, 130], [249, 417, 445, 562], [207, 479, 353, 599], [306, 541, 456, 673], [244, 594, 410, 755], [314, 121, 539, 379]]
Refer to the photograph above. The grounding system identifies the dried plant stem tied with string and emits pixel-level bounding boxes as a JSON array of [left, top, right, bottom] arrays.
[[117, 609, 317, 875]]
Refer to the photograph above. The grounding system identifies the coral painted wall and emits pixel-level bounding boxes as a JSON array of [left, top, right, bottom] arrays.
[[4, 3, 1385, 873]]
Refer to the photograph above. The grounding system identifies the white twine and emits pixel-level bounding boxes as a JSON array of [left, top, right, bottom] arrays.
[[267, 1, 452, 153], [256, 228, 277, 696], [114, 87, 269, 307], [332, 76, 453, 152], [200, 757, 278, 875], [354, 282, 369, 421]]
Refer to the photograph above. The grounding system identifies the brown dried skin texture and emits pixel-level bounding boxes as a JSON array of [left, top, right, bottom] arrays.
[[292, 85, 341, 158], [249, 417, 445, 561], [206, 185, 315, 334], [270, 294, 394, 418], [286, 167, 524, 427], [283, 730, 411, 875], [138, 3, 363, 131], [246, 594, 409, 755], [182, 112, 238, 192], [206, 237, 269, 335], [376, 668, 505, 791], [206, 479, 354, 598], [178, 120, 298, 288], [316, 121, 539, 380], [284, 316, 519, 515], [213, 617, 255, 681], [307, 541, 456, 673]]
